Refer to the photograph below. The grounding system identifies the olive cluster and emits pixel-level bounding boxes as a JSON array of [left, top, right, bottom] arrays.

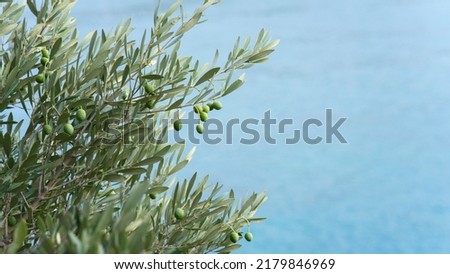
[[170, 206, 254, 243], [229, 230, 253, 243], [35, 48, 50, 84], [43, 108, 86, 137], [173, 100, 223, 134], [143, 81, 157, 109]]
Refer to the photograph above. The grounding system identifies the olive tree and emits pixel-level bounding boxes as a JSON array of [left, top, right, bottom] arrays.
[[0, 0, 278, 253]]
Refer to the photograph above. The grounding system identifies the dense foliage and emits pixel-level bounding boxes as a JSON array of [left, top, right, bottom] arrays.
[[0, 0, 278, 253]]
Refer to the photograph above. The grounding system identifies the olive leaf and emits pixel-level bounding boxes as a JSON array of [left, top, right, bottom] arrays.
[[195, 67, 220, 86]]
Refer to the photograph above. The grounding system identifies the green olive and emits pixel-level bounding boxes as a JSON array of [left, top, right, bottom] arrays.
[[41, 49, 49, 58], [35, 74, 45, 84], [244, 232, 253, 242], [63, 123, 74, 135], [229, 232, 239, 243], [196, 124, 204, 134], [41, 57, 49, 66], [202, 105, 210, 113], [8, 216, 17, 227], [174, 208, 185, 220], [200, 112, 208, 122], [76, 109, 86, 121], [149, 193, 157, 199], [174, 120, 182, 131], [193, 105, 201, 114], [212, 100, 223, 110], [43, 124, 53, 135], [122, 92, 129, 100], [146, 99, 156, 109], [144, 82, 154, 94]]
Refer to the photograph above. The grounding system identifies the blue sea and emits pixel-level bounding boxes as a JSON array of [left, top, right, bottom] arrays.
[[71, 0, 450, 253]]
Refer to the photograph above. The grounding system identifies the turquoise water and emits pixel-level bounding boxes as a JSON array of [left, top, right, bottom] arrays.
[[72, 0, 450, 253]]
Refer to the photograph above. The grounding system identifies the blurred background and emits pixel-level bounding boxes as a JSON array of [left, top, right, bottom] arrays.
[[72, 0, 450, 253]]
